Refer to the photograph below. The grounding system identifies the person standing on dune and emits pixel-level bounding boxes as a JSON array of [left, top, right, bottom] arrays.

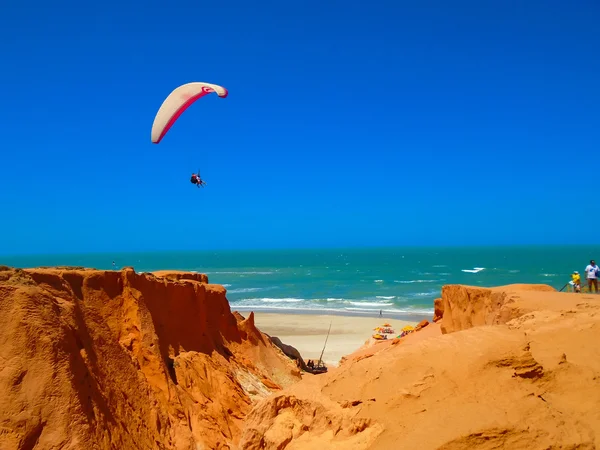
[[571, 271, 581, 293], [585, 260, 599, 293]]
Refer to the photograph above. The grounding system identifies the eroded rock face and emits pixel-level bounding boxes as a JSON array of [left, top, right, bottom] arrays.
[[238, 394, 383, 449], [415, 319, 429, 331], [267, 335, 307, 370], [433, 298, 444, 322], [0, 267, 300, 450], [440, 284, 556, 334]]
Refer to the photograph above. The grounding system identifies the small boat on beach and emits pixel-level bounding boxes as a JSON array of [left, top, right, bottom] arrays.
[[307, 360, 328, 374], [306, 321, 332, 375]]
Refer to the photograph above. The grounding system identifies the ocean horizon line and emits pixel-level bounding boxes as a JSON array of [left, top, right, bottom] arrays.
[[1, 247, 585, 322], [1, 243, 596, 259]]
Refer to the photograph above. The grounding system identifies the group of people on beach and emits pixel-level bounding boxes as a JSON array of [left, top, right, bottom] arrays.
[[570, 259, 599, 293]]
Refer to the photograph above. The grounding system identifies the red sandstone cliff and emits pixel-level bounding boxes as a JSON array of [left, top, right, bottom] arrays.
[[4, 267, 600, 450], [0, 267, 300, 450]]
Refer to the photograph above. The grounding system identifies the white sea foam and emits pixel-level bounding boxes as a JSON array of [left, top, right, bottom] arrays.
[[344, 306, 434, 315], [376, 295, 396, 299], [408, 290, 439, 297], [323, 298, 397, 307], [227, 287, 276, 294], [394, 279, 437, 284], [461, 267, 485, 273], [205, 271, 275, 275], [231, 303, 434, 316], [348, 301, 394, 307], [541, 273, 558, 277], [259, 298, 304, 303], [374, 279, 384, 283]]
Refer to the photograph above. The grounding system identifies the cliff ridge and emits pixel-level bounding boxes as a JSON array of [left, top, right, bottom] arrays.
[[0, 267, 300, 450]]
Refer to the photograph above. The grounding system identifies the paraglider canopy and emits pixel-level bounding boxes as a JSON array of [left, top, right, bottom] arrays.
[[151, 82, 228, 144]]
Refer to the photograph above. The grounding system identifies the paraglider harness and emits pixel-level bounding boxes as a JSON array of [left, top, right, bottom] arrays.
[[191, 171, 206, 188]]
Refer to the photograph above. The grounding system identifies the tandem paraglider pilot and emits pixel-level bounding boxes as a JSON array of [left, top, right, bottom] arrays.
[[191, 173, 206, 188]]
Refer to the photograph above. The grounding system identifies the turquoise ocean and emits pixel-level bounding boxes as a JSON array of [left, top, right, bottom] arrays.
[[2, 246, 596, 321]]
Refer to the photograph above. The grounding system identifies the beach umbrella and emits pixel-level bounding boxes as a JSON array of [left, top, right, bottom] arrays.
[[383, 323, 391, 327], [401, 325, 414, 332]]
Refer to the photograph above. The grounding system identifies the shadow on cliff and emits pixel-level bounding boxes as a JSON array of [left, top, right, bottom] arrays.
[[27, 270, 118, 429], [124, 271, 243, 384], [67, 273, 117, 427]]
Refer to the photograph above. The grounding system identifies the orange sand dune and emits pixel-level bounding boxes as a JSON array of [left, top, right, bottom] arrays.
[[239, 284, 600, 449]]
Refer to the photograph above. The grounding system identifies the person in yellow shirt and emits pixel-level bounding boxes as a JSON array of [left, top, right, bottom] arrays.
[[572, 271, 581, 293]]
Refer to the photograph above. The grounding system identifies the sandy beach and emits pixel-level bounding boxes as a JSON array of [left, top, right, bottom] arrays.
[[251, 312, 418, 366]]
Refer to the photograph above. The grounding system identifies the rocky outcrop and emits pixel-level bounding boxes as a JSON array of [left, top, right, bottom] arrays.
[[415, 319, 429, 331], [433, 297, 443, 322], [440, 283, 556, 334], [238, 394, 383, 449], [151, 270, 209, 283], [0, 267, 300, 450], [266, 335, 308, 371]]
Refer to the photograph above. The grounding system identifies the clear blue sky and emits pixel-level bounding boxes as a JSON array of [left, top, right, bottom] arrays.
[[1, 0, 598, 254]]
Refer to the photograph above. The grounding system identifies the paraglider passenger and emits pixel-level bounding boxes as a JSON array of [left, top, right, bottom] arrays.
[[191, 173, 206, 188]]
